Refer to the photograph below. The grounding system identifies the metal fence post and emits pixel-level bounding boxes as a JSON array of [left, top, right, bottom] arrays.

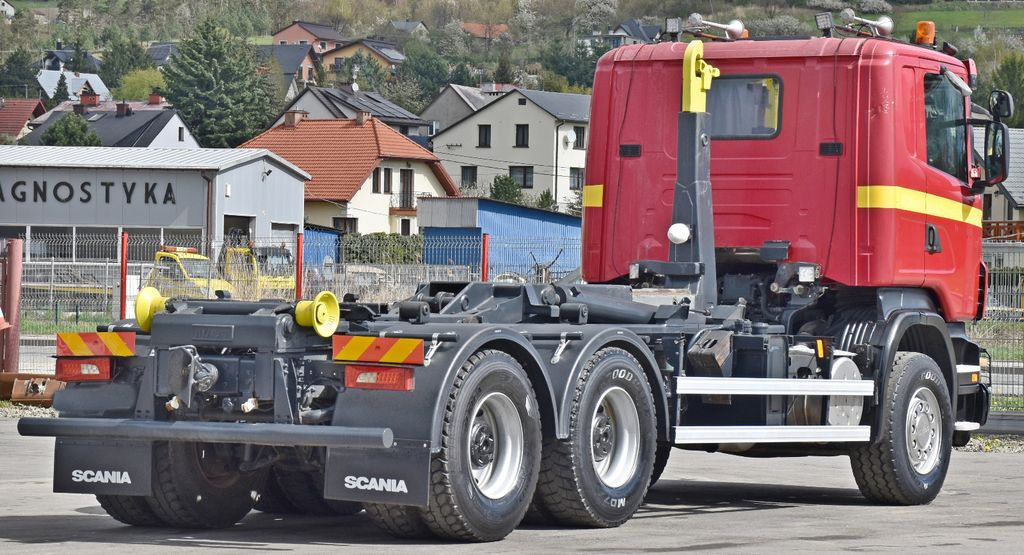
[[481, 233, 490, 282], [3, 239, 23, 373], [296, 232, 304, 301], [119, 231, 128, 320]]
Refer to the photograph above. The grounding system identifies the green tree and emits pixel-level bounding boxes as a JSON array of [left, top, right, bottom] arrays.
[[40, 113, 102, 146], [381, 78, 427, 113], [399, 40, 450, 98], [449, 62, 474, 86], [0, 49, 38, 98], [494, 51, 514, 84], [334, 52, 387, 91], [535, 189, 558, 211], [490, 175, 524, 204], [162, 19, 277, 147], [114, 68, 166, 100], [541, 39, 608, 88], [992, 53, 1024, 128], [100, 31, 152, 89], [63, 43, 92, 72], [567, 188, 583, 217], [48, 73, 71, 109]]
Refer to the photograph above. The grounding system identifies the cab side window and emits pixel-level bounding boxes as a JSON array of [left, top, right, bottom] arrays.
[[923, 73, 967, 182]]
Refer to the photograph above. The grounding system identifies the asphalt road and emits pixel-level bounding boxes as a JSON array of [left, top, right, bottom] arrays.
[[2, 418, 1023, 553]]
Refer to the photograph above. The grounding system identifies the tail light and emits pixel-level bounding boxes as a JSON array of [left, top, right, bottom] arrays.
[[56, 357, 112, 382], [345, 365, 415, 391]]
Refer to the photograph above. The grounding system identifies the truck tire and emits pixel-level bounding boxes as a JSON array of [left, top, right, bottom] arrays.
[[419, 350, 542, 542], [364, 503, 434, 538], [533, 348, 656, 527], [96, 495, 165, 527], [850, 351, 953, 505], [145, 441, 263, 528], [274, 468, 362, 516], [254, 468, 299, 514], [650, 441, 672, 487]]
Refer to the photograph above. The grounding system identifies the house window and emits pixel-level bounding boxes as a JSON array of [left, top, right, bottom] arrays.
[[518, 98, 527, 106], [573, 126, 586, 149], [383, 168, 393, 194], [461, 166, 478, 189], [478, 124, 491, 148], [430, 120, 441, 136], [319, 41, 327, 50], [333, 217, 358, 233], [398, 169, 414, 209], [299, 40, 308, 45], [570, 167, 584, 190], [399, 125, 409, 135], [515, 124, 529, 148], [279, 40, 287, 45], [509, 166, 534, 189], [372, 167, 381, 193], [400, 219, 411, 236], [178, 127, 184, 142]]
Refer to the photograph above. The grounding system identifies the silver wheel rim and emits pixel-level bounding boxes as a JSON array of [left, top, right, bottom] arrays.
[[468, 392, 524, 499], [591, 386, 640, 488], [905, 387, 942, 475]]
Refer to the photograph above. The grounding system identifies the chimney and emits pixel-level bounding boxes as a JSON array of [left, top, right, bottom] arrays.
[[116, 101, 130, 117], [355, 111, 372, 125], [56, 40, 62, 50], [148, 92, 162, 105], [73, 103, 85, 115], [283, 110, 307, 127]]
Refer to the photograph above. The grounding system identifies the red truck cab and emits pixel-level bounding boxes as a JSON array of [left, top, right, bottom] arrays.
[[585, 37, 994, 322]]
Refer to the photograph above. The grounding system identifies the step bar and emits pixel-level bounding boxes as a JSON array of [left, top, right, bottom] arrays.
[[676, 377, 874, 396], [673, 425, 870, 444]]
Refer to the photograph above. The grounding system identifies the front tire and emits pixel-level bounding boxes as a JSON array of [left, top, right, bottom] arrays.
[[850, 351, 953, 505], [419, 350, 542, 542], [532, 348, 656, 527]]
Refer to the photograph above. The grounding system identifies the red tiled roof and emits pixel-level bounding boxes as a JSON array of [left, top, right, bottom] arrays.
[[0, 99, 45, 137], [460, 22, 509, 39], [241, 118, 459, 202]]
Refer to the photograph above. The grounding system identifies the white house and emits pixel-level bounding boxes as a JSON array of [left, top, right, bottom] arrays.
[[242, 112, 459, 235], [430, 88, 591, 210], [35, 70, 112, 102], [0, 0, 15, 19]]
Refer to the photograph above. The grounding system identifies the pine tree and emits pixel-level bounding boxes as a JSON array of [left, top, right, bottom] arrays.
[[535, 189, 558, 211], [63, 43, 92, 72], [40, 113, 102, 146], [567, 188, 583, 217], [48, 73, 71, 109], [0, 49, 38, 97], [490, 175, 524, 205], [100, 32, 152, 89], [449, 62, 474, 87], [494, 51, 514, 84], [162, 19, 277, 147]]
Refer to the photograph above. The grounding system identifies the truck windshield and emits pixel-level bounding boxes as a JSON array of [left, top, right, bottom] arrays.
[[179, 258, 211, 279], [256, 249, 293, 277], [924, 73, 968, 181]]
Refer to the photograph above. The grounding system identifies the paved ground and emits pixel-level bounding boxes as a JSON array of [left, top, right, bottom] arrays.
[[2, 418, 1023, 553]]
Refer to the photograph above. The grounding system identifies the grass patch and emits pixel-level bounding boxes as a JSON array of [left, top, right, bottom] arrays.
[[992, 396, 1024, 411], [893, 3, 1024, 33], [19, 311, 115, 335], [247, 35, 273, 45]]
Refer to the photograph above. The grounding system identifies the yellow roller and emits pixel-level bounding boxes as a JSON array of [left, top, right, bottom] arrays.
[[135, 286, 168, 332], [295, 291, 340, 338]]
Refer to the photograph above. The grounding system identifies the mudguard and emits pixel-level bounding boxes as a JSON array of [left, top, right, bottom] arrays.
[[53, 438, 153, 496]]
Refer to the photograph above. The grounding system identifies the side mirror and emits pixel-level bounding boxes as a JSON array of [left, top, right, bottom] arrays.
[[972, 120, 1010, 194], [990, 90, 1014, 121]]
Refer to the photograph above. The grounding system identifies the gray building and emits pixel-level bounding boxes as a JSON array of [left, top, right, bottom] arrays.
[[420, 84, 495, 136], [0, 146, 310, 260]]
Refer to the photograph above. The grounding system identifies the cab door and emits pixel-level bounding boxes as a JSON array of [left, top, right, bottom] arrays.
[[919, 66, 980, 316]]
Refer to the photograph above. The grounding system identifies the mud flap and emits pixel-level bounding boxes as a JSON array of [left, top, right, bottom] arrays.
[[323, 441, 430, 507], [53, 438, 153, 496]]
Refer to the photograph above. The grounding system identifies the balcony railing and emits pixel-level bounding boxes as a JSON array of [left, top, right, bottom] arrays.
[[984, 220, 1024, 242], [390, 191, 431, 212]]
